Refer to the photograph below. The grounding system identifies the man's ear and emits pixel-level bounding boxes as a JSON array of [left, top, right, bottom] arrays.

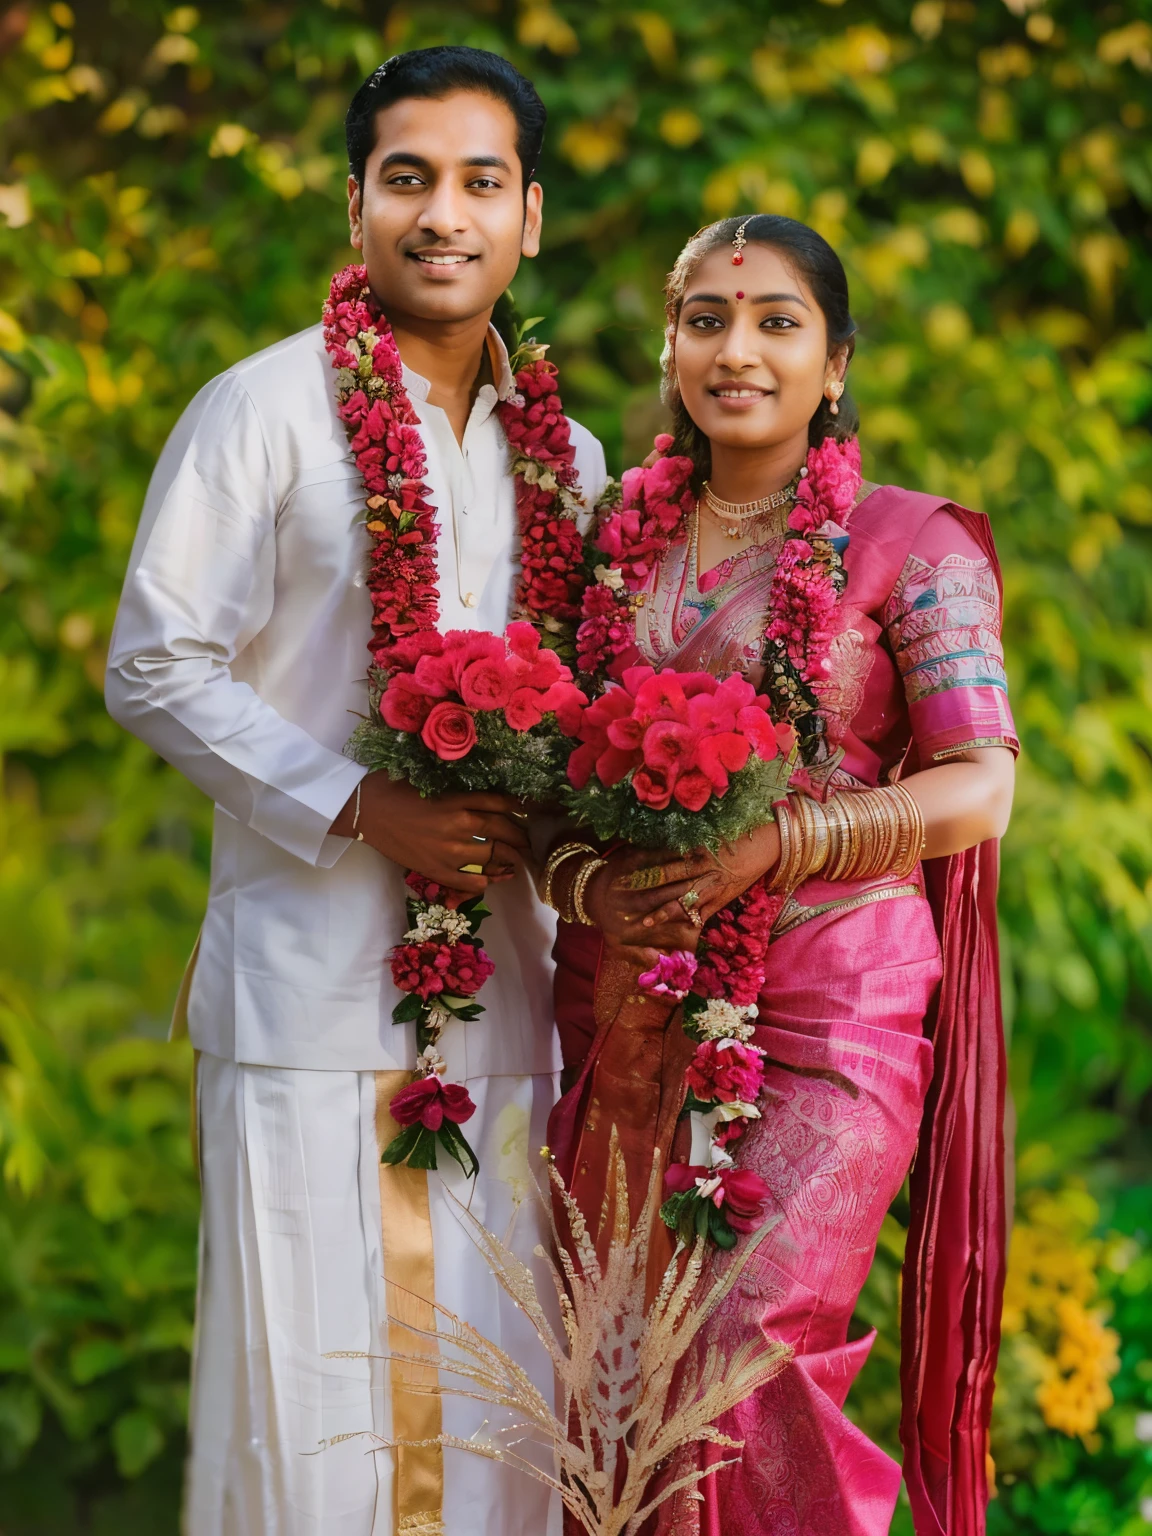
[[521, 180, 543, 259], [348, 174, 364, 250]]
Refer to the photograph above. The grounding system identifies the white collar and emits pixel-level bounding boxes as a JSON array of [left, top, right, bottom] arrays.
[[399, 324, 515, 415]]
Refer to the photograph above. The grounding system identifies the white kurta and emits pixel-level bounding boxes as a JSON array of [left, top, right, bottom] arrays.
[[106, 322, 607, 1536]]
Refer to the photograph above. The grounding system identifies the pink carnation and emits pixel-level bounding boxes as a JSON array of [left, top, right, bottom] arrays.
[[637, 950, 698, 999], [684, 1039, 766, 1105]]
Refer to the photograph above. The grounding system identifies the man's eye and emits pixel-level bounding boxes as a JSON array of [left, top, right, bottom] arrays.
[[469, 177, 500, 190], [388, 175, 425, 187]]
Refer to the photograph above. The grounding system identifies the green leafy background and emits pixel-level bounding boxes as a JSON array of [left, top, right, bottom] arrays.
[[1, 0, 1150, 1530]]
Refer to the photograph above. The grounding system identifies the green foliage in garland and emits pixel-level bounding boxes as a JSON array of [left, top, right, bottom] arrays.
[[0, 0, 1150, 1530]]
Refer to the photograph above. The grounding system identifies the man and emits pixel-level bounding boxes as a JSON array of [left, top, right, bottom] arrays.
[[106, 47, 606, 1536]]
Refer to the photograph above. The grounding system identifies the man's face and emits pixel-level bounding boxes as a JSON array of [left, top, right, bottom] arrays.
[[348, 89, 543, 324]]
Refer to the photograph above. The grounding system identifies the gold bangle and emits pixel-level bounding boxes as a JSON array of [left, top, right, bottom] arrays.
[[769, 798, 796, 892], [571, 856, 607, 926], [542, 841, 596, 911]]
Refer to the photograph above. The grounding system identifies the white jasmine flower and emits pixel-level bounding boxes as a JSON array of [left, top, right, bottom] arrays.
[[424, 1005, 452, 1037], [415, 1043, 447, 1077], [693, 999, 758, 1042], [715, 1101, 761, 1122], [404, 905, 471, 944], [595, 564, 625, 590]]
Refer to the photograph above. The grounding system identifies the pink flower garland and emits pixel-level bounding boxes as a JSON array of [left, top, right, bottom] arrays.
[[575, 431, 862, 767], [323, 266, 588, 1175], [584, 433, 861, 1246]]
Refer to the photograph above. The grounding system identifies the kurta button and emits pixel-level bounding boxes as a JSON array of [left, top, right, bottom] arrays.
[[585, 1120, 596, 1132], [463, 592, 477, 608]]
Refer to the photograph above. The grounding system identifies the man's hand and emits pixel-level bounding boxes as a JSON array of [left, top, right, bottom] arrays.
[[330, 774, 530, 896]]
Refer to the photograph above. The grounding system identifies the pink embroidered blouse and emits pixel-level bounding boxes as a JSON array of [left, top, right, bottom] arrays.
[[633, 496, 1018, 786]]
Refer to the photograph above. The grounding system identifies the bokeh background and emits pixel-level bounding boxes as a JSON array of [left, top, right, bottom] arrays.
[[0, 0, 1150, 1531]]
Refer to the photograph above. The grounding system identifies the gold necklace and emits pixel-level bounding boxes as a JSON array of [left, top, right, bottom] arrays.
[[701, 468, 805, 541]]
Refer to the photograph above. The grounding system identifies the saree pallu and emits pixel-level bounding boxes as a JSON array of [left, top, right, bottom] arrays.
[[552, 875, 938, 1535], [548, 487, 1012, 1536]]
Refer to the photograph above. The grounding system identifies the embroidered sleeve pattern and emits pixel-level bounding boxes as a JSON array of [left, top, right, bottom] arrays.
[[884, 551, 1019, 761]]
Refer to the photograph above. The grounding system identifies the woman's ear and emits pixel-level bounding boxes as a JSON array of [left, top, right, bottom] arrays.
[[825, 342, 850, 389]]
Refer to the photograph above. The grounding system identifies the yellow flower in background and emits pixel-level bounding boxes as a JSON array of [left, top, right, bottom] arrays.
[[560, 119, 626, 176], [959, 148, 996, 198], [209, 123, 254, 158], [1000, 1187, 1121, 1443], [517, 0, 578, 57], [1004, 208, 1040, 257], [933, 207, 985, 247], [659, 108, 702, 148], [1098, 21, 1152, 70], [856, 137, 895, 185], [925, 302, 972, 353]]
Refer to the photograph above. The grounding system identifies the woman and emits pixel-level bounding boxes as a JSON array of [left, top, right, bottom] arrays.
[[541, 216, 1017, 1536]]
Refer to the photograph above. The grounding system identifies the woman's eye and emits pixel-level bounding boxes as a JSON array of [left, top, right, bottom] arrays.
[[761, 315, 798, 330], [687, 314, 723, 331]]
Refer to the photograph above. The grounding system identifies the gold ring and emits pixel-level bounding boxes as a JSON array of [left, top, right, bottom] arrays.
[[458, 863, 484, 876], [681, 888, 701, 910], [685, 907, 704, 929]]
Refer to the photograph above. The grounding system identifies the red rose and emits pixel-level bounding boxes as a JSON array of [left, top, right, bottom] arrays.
[[390, 1075, 477, 1132], [421, 701, 477, 760], [380, 675, 434, 732], [459, 658, 514, 710]]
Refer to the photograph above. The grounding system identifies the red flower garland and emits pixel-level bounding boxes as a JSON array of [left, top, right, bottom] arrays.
[[323, 265, 589, 1175], [323, 265, 587, 659]]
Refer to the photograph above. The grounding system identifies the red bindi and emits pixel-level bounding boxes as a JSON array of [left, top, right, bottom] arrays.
[[735, 291, 744, 299]]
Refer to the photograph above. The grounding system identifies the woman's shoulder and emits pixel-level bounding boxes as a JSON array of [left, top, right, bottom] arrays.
[[846, 483, 999, 599]]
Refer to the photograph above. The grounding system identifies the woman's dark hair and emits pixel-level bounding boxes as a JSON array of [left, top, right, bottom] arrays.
[[661, 214, 859, 481], [345, 47, 547, 193]]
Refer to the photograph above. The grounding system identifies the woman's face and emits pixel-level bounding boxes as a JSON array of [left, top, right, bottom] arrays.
[[672, 242, 846, 455]]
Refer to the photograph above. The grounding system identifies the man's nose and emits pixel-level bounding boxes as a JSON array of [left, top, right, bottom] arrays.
[[416, 181, 470, 240]]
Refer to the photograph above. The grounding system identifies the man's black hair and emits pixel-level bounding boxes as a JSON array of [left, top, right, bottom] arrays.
[[346, 47, 547, 191]]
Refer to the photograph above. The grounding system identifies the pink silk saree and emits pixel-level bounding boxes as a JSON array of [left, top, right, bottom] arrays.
[[547, 485, 1015, 1536]]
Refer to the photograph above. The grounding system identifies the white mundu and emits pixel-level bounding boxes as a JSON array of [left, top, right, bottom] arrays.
[[107, 320, 607, 1536]]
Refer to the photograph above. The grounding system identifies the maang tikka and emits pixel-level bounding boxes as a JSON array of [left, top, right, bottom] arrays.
[[731, 217, 750, 266]]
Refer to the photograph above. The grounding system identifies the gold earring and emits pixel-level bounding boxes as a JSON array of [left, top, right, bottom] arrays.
[[826, 380, 844, 416]]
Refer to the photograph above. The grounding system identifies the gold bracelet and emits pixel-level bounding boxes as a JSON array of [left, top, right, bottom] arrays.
[[352, 778, 365, 843], [570, 856, 607, 926], [888, 782, 926, 877], [542, 841, 597, 911], [769, 798, 796, 893]]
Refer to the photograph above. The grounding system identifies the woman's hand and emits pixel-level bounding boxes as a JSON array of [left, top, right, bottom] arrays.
[[594, 820, 782, 955], [581, 846, 708, 962]]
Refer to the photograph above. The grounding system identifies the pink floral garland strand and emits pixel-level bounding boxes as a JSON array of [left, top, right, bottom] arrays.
[[576, 431, 862, 765], [583, 431, 862, 1244], [323, 266, 588, 1174], [641, 879, 783, 1247]]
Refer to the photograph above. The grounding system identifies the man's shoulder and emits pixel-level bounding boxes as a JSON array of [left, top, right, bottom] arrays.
[[223, 324, 328, 407]]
